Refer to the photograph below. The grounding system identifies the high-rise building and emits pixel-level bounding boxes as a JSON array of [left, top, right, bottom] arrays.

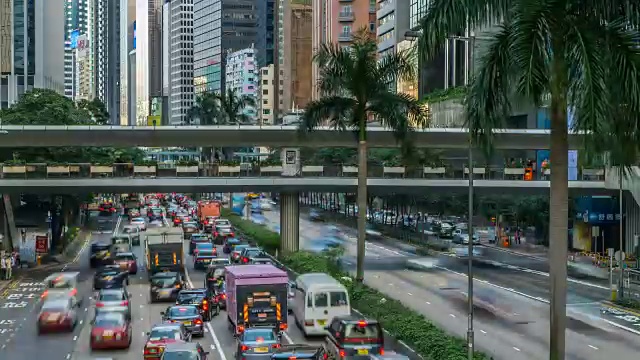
[[225, 47, 258, 120], [119, 0, 135, 125], [282, 0, 312, 110], [133, 0, 163, 125], [76, 34, 95, 100], [94, 0, 121, 123], [312, 0, 377, 99], [194, 0, 277, 96], [167, 0, 194, 125], [0, 0, 65, 109], [257, 64, 279, 125], [64, 0, 90, 99], [376, 0, 410, 58]]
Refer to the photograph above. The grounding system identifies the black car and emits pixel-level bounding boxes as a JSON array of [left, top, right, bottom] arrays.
[[93, 265, 128, 290], [90, 243, 113, 268], [222, 237, 242, 254], [149, 272, 184, 303], [204, 258, 231, 290], [176, 289, 214, 321], [213, 225, 235, 245], [190, 234, 212, 255], [323, 316, 384, 360], [239, 247, 271, 265], [271, 344, 326, 360]]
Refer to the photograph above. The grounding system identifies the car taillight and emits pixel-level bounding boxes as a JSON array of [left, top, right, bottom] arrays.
[[241, 345, 249, 352], [213, 232, 218, 237], [121, 301, 129, 306], [95, 302, 104, 307], [202, 300, 208, 310], [222, 294, 226, 299], [242, 257, 249, 263], [195, 319, 203, 325], [272, 343, 281, 349], [175, 284, 181, 289], [237, 325, 245, 333], [279, 323, 288, 330], [339, 350, 346, 358], [204, 221, 208, 225], [380, 348, 385, 355], [323, 353, 328, 360], [229, 232, 235, 237]]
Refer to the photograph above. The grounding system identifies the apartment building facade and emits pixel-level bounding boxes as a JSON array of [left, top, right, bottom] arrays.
[[257, 64, 283, 125], [225, 47, 258, 120], [166, 0, 195, 125], [376, 0, 410, 58]]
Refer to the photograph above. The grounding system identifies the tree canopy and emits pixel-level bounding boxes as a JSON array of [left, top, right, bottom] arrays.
[[188, 89, 257, 125], [0, 89, 144, 163]]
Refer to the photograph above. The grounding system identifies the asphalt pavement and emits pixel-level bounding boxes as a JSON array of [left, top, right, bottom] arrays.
[[67, 214, 322, 360], [0, 212, 116, 360], [259, 210, 640, 360]]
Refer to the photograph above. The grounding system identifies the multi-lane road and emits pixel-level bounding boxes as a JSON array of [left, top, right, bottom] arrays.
[[259, 210, 640, 360], [67, 217, 324, 360]]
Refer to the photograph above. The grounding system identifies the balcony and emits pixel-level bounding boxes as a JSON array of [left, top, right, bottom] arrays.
[[338, 12, 354, 21], [338, 32, 353, 42]]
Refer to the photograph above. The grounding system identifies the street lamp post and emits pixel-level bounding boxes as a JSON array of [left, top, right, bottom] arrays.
[[449, 33, 476, 360]]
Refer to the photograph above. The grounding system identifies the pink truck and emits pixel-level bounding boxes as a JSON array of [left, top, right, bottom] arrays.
[[225, 264, 289, 335]]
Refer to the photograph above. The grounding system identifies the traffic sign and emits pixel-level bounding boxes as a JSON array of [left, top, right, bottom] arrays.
[[615, 250, 626, 262]]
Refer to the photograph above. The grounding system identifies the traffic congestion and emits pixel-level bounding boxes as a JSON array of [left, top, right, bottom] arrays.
[[24, 193, 395, 360]]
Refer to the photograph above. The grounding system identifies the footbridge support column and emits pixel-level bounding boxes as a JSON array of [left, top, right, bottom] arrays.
[[0, 195, 17, 251], [279, 192, 300, 254]]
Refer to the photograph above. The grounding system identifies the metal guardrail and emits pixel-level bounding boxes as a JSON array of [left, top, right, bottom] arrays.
[[0, 163, 606, 181]]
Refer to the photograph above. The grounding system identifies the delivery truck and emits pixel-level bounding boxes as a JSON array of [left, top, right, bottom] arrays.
[[144, 227, 184, 277], [225, 264, 289, 335]]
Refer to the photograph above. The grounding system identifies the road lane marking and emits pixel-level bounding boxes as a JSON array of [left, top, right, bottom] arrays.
[[407, 293, 412, 296], [480, 330, 487, 334], [425, 301, 430, 305], [588, 345, 598, 350], [513, 347, 521, 352], [184, 263, 227, 360], [449, 314, 455, 318], [73, 335, 78, 341]]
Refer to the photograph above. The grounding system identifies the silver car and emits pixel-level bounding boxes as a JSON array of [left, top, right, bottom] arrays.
[[95, 288, 132, 320], [235, 327, 281, 360]]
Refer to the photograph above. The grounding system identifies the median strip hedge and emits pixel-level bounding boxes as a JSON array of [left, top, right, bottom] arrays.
[[222, 209, 492, 360]]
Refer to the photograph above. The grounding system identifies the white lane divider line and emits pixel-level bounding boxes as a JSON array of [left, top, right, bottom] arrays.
[[449, 314, 456, 318], [480, 330, 487, 334], [588, 345, 598, 350], [73, 335, 78, 341], [79, 320, 83, 325], [513, 347, 521, 352], [184, 263, 227, 360], [407, 293, 413, 296], [66, 354, 71, 360], [425, 301, 431, 305]]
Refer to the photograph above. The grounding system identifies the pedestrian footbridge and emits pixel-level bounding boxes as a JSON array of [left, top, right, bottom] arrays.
[[0, 163, 609, 195]]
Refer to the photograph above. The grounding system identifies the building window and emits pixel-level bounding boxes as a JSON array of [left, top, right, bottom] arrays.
[[263, 109, 270, 115], [263, 90, 268, 95]]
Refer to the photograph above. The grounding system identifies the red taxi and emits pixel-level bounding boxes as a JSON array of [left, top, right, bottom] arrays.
[[114, 252, 138, 274], [143, 323, 191, 359], [37, 297, 78, 334], [90, 311, 132, 350]]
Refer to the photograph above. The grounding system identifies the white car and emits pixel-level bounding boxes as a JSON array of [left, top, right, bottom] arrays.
[[130, 217, 146, 231]]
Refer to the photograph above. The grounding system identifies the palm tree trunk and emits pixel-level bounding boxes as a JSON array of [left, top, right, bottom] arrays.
[[549, 93, 569, 360], [355, 139, 368, 282]]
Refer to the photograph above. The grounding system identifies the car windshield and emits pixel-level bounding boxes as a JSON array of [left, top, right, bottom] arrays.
[[197, 250, 215, 257], [41, 300, 68, 312], [149, 328, 181, 341], [132, 218, 145, 223], [169, 307, 199, 317], [246, 249, 266, 257], [213, 268, 225, 278], [151, 277, 176, 287], [344, 322, 381, 340], [123, 227, 137, 233], [161, 351, 199, 360], [99, 291, 123, 301], [196, 244, 213, 250], [177, 293, 204, 303], [216, 220, 231, 226], [116, 254, 134, 260], [94, 314, 125, 327], [99, 271, 119, 277], [234, 245, 248, 252], [243, 329, 276, 342]]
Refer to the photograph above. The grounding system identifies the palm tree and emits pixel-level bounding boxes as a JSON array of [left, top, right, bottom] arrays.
[[300, 30, 429, 281], [215, 88, 257, 125], [418, 2, 640, 359], [188, 92, 220, 125]]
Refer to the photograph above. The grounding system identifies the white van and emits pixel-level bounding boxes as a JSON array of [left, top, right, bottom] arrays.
[[292, 273, 350, 336]]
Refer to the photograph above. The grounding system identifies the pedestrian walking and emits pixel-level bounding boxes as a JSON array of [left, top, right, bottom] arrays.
[[4, 256, 12, 279], [0, 255, 5, 279]]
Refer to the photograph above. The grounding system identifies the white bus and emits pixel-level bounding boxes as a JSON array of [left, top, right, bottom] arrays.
[[292, 273, 350, 336]]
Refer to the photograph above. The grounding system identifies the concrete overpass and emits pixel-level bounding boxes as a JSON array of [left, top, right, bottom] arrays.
[[0, 177, 610, 195], [0, 125, 587, 149]]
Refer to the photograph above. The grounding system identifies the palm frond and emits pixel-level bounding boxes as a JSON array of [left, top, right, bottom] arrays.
[[375, 50, 417, 87], [299, 96, 356, 134], [465, 22, 515, 155], [418, 0, 513, 62]]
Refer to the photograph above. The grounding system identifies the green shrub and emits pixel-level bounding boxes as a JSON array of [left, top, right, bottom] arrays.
[[614, 297, 640, 311], [221, 209, 280, 253], [225, 213, 492, 360]]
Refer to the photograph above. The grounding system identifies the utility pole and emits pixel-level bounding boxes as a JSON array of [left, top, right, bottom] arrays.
[[272, 0, 281, 125]]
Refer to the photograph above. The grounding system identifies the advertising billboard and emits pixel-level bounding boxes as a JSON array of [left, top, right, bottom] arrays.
[[70, 30, 80, 49], [133, 21, 136, 49], [77, 34, 89, 58]]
